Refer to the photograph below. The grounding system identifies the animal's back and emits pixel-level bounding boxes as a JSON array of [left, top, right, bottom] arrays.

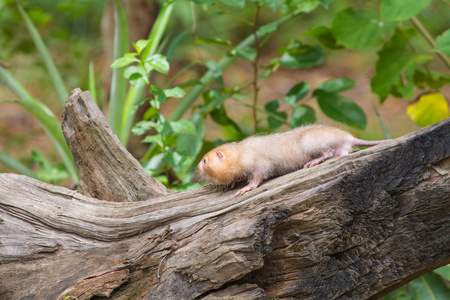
[[238, 125, 353, 178]]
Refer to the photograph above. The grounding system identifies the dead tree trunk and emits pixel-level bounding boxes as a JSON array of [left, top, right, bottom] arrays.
[[0, 89, 449, 300]]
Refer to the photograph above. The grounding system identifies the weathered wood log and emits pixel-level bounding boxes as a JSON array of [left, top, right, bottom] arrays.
[[0, 90, 448, 300], [61, 88, 168, 201]]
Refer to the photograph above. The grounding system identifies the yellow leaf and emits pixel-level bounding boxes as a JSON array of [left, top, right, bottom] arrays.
[[407, 93, 450, 127]]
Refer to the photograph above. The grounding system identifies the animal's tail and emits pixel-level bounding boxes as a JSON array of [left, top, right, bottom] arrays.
[[352, 138, 390, 147]]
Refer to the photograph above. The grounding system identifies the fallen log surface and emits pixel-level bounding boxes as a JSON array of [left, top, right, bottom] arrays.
[[0, 89, 449, 300]]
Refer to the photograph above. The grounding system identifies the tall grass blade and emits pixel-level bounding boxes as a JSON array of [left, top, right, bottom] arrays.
[[0, 67, 79, 183], [0, 152, 37, 179], [166, 31, 189, 62], [373, 106, 392, 139], [119, 1, 175, 146], [108, 0, 129, 136], [89, 61, 98, 105], [17, 3, 68, 106]]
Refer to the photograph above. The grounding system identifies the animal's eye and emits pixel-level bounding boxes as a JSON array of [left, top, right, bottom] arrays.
[[203, 158, 208, 163]]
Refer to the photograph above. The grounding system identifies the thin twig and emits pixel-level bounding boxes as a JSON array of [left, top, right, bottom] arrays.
[[251, 3, 261, 133], [157, 254, 167, 278], [411, 16, 450, 71]]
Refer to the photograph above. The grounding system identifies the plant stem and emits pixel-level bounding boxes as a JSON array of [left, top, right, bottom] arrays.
[[108, 0, 129, 137], [251, 3, 261, 133], [411, 17, 450, 71], [120, 1, 175, 146]]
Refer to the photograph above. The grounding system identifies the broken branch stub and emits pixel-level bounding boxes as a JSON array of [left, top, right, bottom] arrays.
[[61, 88, 168, 202]]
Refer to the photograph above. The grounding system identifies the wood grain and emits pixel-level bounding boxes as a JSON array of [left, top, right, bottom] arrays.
[[0, 90, 448, 299]]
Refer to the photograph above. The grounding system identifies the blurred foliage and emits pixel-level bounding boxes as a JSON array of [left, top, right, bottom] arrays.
[[0, 0, 104, 92], [407, 92, 450, 127], [0, 0, 449, 297], [384, 265, 450, 300]]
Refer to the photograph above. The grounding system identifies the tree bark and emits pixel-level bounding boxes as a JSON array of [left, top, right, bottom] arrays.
[[0, 89, 449, 299]]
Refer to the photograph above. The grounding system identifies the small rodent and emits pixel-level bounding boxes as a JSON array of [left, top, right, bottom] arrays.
[[198, 124, 388, 196]]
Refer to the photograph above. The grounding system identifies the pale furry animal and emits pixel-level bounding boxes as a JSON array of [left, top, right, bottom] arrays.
[[198, 124, 388, 196]]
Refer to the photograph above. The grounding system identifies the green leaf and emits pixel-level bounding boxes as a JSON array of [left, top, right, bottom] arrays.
[[161, 119, 172, 136], [201, 88, 226, 113], [134, 39, 150, 54], [258, 22, 279, 35], [410, 272, 450, 300], [434, 29, 450, 57], [285, 82, 310, 105], [383, 287, 411, 300], [142, 134, 164, 148], [132, 120, 157, 136], [290, 105, 316, 127], [220, 0, 245, 9], [304, 26, 343, 49], [413, 69, 450, 90], [169, 120, 196, 135], [266, 0, 284, 11], [210, 106, 243, 135], [124, 65, 146, 79], [195, 38, 232, 46], [265, 99, 280, 112], [164, 87, 186, 98], [381, 0, 431, 22], [434, 265, 450, 281], [111, 56, 140, 68], [128, 74, 147, 89], [316, 78, 355, 94], [192, 0, 215, 9], [371, 29, 433, 102], [31, 150, 70, 183], [280, 43, 324, 69], [331, 8, 395, 49], [390, 67, 415, 99], [264, 100, 287, 130], [151, 86, 167, 104], [163, 151, 187, 169], [205, 61, 224, 87], [236, 47, 257, 61], [143, 106, 158, 120], [314, 90, 367, 129], [176, 112, 204, 157], [258, 70, 271, 79], [318, 0, 334, 9], [147, 54, 169, 74]]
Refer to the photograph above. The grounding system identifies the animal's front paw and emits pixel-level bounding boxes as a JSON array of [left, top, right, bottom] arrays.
[[235, 184, 257, 196], [303, 161, 318, 169]]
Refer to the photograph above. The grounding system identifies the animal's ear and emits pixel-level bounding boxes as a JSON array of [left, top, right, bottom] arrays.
[[215, 149, 224, 159]]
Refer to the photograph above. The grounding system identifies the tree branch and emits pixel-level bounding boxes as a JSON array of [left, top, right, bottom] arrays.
[[0, 90, 448, 299], [61, 88, 168, 201]]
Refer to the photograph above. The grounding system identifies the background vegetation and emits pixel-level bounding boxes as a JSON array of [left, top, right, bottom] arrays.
[[0, 0, 449, 298]]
